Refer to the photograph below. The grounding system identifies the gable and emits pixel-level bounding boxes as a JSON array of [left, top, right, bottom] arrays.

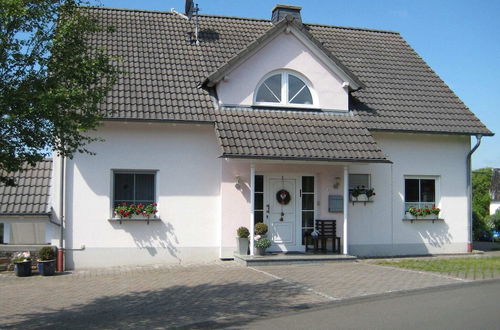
[[216, 32, 349, 111]]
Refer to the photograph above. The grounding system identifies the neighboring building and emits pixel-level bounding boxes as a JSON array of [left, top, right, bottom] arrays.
[[0, 159, 59, 246], [491, 169, 500, 215], [44, 5, 492, 268]]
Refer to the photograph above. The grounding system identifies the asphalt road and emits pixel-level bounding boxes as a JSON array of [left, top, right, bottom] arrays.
[[241, 280, 500, 330]]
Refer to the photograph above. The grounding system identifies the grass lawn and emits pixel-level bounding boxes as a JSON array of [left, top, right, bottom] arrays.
[[376, 257, 500, 280]]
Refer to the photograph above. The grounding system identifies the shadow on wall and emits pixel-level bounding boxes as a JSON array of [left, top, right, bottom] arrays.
[[417, 221, 452, 249], [110, 221, 180, 260], [2, 280, 316, 329]]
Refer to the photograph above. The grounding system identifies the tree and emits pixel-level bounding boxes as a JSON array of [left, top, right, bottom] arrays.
[[472, 168, 493, 240], [0, 0, 119, 185]]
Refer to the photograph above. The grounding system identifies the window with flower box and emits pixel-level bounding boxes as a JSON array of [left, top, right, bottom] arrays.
[[113, 171, 156, 207], [404, 177, 438, 212]]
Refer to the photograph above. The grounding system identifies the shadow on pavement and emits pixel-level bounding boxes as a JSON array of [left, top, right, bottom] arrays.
[[2, 280, 317, 329]]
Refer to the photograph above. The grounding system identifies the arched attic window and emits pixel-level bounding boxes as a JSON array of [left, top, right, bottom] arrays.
[[254, 71, 315, 107]]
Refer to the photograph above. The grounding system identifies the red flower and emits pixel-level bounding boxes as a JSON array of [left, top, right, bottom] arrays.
[[152, 202, 157, 206]]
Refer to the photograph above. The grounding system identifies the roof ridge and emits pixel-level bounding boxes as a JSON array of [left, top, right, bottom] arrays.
[[304, 22, 399, 35], [83, 6, 399, 34]]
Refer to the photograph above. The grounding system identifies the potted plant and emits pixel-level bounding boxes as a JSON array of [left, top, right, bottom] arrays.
[[37, 247, 56, 276], [236, 226, 249, 255], [113, 202, 158, 219], [255, 222, 268, 236], [254, 236, 272, 255], [407, 206, 440, 219], [366, 188, 376, 200], [11, 252, 32, 277], [351, 186, 363, 201]]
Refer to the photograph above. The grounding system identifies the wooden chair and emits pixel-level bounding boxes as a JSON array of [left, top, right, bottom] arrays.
[[305, 220, 341, 253]]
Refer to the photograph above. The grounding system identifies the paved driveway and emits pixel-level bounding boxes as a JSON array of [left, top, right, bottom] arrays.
[[0, 261, 466, 329]]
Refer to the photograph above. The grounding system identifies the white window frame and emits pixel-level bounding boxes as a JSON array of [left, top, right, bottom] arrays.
[[348, 173, 371, 191], [111, 170, 158, 215], [253, 70, 317, 108], [403, 175, 440, 212]]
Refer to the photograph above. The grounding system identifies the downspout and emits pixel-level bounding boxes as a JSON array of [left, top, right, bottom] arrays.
[[466, 134, 482, 253], [57, 155, 65, 272]]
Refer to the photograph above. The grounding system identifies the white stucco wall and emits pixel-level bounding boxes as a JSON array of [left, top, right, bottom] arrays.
[[216, 33, 348, 111], [490, 201, 500, 215], [348, 133, 470, 256], [63, 122, 222, 268]]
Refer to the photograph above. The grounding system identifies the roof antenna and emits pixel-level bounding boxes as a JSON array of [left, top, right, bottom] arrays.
[[170, 0, 201, 44], [185, 0, 200, 45]]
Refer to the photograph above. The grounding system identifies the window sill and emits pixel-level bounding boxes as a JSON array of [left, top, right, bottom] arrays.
[[108, 218, 162, 225], [402, 218, 444, 224], [350, 200, 374, 206]]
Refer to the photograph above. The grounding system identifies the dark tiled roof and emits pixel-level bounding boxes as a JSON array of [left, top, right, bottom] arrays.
[[492, 169, 500, 201], [0, 160, 52, 215], [215, 107, 389, 162], [85, 7, 492, 136]]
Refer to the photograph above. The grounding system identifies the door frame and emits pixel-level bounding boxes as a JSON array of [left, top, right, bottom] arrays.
[[258, 172, 316, 252]]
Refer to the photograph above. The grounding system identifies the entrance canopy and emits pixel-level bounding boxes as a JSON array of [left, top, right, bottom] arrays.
[[214, 107, 391, 163]]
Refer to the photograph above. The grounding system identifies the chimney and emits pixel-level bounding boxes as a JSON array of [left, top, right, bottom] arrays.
[[271, 4, 302, 24]]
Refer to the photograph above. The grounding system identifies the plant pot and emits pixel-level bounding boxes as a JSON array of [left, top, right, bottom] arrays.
[[405, 212, 415, 220], [14, 261, 32, 277], [38, 260, 56, 276], [419, 214, 438, 220], [256, 247, 266, 256], [236, 237, 249, 255], [357, 194, 368, 202]]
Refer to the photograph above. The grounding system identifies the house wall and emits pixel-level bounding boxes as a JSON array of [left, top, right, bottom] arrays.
[[216, 33, 348, 111], [348, 132, 470, 256], [490, 201, 500, 215], [62, 122, 222, 269]]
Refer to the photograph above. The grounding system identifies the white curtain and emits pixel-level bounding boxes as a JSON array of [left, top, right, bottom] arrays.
[[10, 223, 46, 244]]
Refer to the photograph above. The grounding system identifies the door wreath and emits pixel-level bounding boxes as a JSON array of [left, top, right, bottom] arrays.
[[276, 189, 291, 205]]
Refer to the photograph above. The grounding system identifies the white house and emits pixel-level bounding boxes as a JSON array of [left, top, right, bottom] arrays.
[[4, 5, 492, 269]]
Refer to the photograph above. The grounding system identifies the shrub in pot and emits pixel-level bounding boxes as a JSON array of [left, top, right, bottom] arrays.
[[254, 237, 272, 256], [255, 223, 268, 236], [37, 247, 56, 276], [236, 227, 250, 255], [12, 252, 32, 277]]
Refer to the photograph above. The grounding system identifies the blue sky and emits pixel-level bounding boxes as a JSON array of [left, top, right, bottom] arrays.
[[98, 0, 499, 169]]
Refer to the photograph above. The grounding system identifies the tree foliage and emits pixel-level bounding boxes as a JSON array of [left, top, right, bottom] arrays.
[[0, 0, 119, 185], [472, 168, 493, 239]]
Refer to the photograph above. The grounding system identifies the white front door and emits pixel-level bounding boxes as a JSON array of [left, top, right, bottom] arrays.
[[266, 176, 302, 252]]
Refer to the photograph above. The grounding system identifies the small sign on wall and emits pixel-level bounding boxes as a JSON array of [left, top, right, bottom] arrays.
[[329, 195, 343, 212]]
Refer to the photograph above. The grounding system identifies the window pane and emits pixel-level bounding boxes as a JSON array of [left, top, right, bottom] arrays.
[[302, 194, 314, 210], [254, 211, 264, 224], [288, 75, 312, 104], [302, 211, 314, 227], [255, 175, 263, 192], [255, 193, 263, 210], [420, 179, 435, 203], [255, 74, 281, 103], [405, 179, 419, 202], [0, 223, 3, 244], [302, 176, 314, 193], [135, 174, 155, 202], [349, 174, 369, 190], [114, 173, 134, 203]]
